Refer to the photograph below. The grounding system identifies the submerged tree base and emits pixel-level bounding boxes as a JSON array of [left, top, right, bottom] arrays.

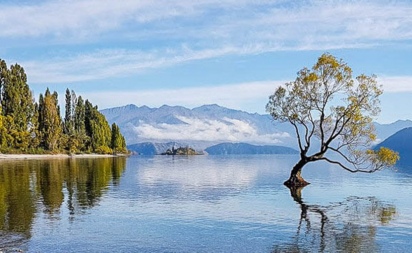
[[284, 174, 310, 188]]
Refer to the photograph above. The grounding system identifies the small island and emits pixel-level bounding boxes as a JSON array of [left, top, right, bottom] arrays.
[[161, 146, 201, 155]]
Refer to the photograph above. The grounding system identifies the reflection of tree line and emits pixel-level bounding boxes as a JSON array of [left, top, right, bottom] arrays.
[[272, 187, 397, 253], [0, 157, 126, 240]]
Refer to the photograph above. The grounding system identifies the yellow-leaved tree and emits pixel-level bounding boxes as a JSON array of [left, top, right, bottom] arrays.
[[266, 53, 399, 187]]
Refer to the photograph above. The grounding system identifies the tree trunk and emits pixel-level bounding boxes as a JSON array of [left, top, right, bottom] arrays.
[[284, 159, 310, 187]]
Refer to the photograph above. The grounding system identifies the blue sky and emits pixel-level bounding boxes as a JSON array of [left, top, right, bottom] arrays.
[[1, 0, 411, 123]]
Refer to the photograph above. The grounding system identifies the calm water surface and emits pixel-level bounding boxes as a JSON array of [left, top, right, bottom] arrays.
[[0, 155, 411, 252]]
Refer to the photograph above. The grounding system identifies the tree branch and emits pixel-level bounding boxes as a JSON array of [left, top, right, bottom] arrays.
[[327, 147, 362, 165], [305, 112, 316, 151], [319, 157, 382, 173], [290, 119, 304, 153]]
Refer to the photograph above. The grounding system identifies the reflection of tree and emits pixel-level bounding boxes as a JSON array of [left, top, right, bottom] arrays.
[[0, 163, 35, 236], [0, 157, 126, 249], [69, 158, 126, 208], [272, 187, 397, 253], [38, 160, 65, 215]]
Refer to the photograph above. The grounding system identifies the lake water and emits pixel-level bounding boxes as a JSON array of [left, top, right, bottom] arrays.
[[0, 155, 411, 252]]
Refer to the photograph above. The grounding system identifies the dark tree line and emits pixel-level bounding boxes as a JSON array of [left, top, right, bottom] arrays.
[[0, 59, 127, 154]]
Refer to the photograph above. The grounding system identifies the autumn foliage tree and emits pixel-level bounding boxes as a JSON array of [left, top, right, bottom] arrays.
[[39, 89, 62, 152], [266, 53, 399, 187]]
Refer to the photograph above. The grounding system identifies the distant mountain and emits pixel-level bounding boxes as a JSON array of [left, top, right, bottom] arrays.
[[375, 127, 412, 166], [101, 104, 411, 151], [127, 142, 157, 155], [374, 120, 412, 143], [205, 142, 298, 155]]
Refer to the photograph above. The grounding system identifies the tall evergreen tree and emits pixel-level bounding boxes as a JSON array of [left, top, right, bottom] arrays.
[[111, 123, 121, 153], [29, 102, 41, 149], [84, 100, 112, 153], [65, 89, 72, 131], [0, 106, 5, 149], [0, 60, 6, 149], [72, 95, 88, 152], [37, 94, 45, 146], [74, 96, 86, 135], [71, 90, 77, 123], [1, 64, 34, 132], [0, 62, 34, 151], [0, 59, 7, 103]]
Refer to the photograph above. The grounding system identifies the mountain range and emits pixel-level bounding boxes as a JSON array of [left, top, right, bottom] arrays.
[[101, 104, 293, 150], [101, 104, 412, 155]]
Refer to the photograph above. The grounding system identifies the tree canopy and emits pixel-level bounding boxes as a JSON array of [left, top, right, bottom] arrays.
[[266, 53, 399, 187], [0, 58, 127, 155]]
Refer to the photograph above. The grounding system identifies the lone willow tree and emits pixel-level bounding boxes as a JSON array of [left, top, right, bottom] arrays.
[[266, 53, 399, 187]]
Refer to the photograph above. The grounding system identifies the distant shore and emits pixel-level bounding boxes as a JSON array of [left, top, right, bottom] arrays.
[[0, 153, 127, 160]]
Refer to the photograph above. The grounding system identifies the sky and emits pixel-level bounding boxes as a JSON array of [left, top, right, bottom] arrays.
[[1, 0, 411, 124]]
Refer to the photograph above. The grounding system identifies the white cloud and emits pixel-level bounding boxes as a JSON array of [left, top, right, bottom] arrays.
[[0, 1, 162, 38], [3, 1, 412, 84], [379, 76, 412, 93], [133, 115, 289, 144], [0, 0, 275, 39], [2, 0, 411, 43], [21, 47, 240, 84]]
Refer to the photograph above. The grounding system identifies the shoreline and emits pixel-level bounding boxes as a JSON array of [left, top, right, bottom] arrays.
[[0, 153, 127, 160]]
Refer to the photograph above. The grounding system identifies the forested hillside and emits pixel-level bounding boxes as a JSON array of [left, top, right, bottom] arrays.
[[0, 59, 127, 154]]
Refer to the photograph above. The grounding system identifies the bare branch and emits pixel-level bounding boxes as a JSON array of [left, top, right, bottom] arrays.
[[290, 119, 304, 153], [319, 157, 382, 173], [305, 112, 316, 150], [328, 147, 361, 165]]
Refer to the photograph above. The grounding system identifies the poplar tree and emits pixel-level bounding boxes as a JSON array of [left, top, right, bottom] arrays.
[[1, 64, 34, 132], [73, 96, 88, 151], [37, 94, 45, 147], [39, 88, 62, 151], [0, 106, 5, 149], [30, 102, 41, 149], [0, 62, 34, 151], [111, 123, 126, 154], [0, 59, 7, 102], [0, 60, 7, 149], [74, 96, 86, 135], [71, 90, 77, 127], [85, 100, 112, 153], [64, 88, 73, 135]]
